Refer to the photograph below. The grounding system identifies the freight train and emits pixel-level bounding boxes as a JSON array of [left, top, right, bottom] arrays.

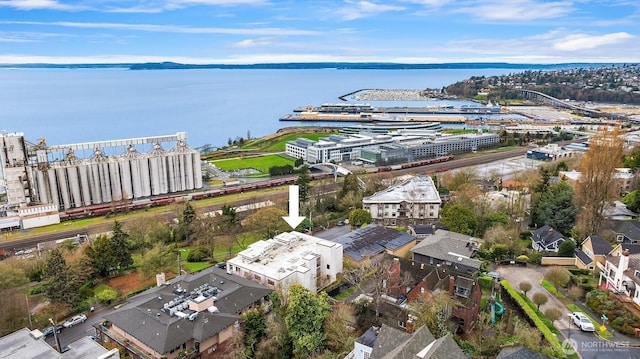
[[59, 155, 453, 221]]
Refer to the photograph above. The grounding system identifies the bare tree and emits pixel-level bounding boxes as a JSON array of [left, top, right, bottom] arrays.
[[574, 126, 624, 236], [545, 266, 571, 291], [544, 307, 562, 326], [519, 281, 532, 296]]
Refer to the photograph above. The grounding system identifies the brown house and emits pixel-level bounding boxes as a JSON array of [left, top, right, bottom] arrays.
[[99, 267, 271, 359]]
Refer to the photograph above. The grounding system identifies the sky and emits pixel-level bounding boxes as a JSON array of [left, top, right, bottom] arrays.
[[0, 0, 639, 65]]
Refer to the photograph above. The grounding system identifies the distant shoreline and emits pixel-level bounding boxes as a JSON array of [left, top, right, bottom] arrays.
[[0, 62, 625, 70]]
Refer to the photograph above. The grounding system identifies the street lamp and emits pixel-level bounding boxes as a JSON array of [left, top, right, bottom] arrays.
[[49, 318, 61, 352]]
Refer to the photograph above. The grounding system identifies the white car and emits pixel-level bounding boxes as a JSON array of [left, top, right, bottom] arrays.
[[570, 312, 595, 332], [63, 314, 87, 328]]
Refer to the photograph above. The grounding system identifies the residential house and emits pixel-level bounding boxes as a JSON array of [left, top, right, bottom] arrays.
[[352, 324, 466, 359], [99, 267, 272, 359], [604, 201, 639, 221], [531, 225, 566, 252], [410, 229, 482, 274], [599, 250, 640, 306], [404, 265, 481, 333], [363, 175, 441, 226], [472, 178, 500, 192], [0, 328, 118, 359], [559, 168, 636, 195], [610, 221, 640, 244], [409, 223, 438, 240], [227, 231, 343, 292], [574, 235, 613, 271], [332, 224, 416, 263]]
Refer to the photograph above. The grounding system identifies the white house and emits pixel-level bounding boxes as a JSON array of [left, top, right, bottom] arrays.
[[599, 250, 640, 306], [227, 231, 343, 293], [363, 175, 441, 226]]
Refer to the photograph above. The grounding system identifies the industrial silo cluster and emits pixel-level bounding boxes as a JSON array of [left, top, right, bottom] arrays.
[[32, 138, 203, 210]]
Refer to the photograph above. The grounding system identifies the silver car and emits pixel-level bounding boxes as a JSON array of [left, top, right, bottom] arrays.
[[63, 314, 87, 328]]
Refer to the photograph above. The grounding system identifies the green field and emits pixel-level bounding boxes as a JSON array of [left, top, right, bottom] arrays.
[[244, 133, 329, 151], [211, 153, 294, 173]]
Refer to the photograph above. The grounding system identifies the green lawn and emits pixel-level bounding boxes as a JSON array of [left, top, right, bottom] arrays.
[[243, 133, 332, 151], [211, 153, 294, 173], [541, 279, 566, 299]]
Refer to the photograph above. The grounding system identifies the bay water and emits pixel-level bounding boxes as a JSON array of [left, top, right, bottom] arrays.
[[0, 68, 514, 152]]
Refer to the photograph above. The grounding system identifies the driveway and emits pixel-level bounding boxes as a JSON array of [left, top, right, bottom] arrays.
[[495, 265, 571, 331]]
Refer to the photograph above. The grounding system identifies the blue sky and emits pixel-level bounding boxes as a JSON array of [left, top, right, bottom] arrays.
[[0, 0, 638, 64]]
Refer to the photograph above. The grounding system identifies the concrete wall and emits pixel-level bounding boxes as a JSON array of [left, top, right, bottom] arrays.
[[540, 257, 576, 266]]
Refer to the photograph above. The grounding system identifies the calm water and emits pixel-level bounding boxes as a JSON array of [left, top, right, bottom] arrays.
[[1, 68, 514, 150]]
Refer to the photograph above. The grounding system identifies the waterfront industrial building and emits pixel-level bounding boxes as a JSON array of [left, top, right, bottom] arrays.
[[363, 175, 441, 226], [0, 132, 202, 226]]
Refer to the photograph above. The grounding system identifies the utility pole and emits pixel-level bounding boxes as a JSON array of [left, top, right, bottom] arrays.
[[49, 318, 61, 352]]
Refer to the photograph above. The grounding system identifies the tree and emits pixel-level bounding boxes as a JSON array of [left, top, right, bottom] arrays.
[[349, 209, 372, 227], [574, 127, 624, 236], [557, 240, 576, 257], [532, 292, 548, 309], [519, 281, 532, 296], [324, 302, 356, 355], [138, 243, 177, 279], [622, 190, 640, 213], [531, 181, 577, 235], [544, 307, 562, 325], [338, 173, 363, 211], [110, 221, 133, 270], [244, 207, 290, 239], [412, 291, 458, 338], [285, 284, 331, 358], [43, 248, 80, 306], [440, 204, 477, 235], [567, 285, 585, 302], [241, 307, 266, 357], [295, 166, 311, 203], [545, 266, 571, 290], [84, 235, 115, 277]]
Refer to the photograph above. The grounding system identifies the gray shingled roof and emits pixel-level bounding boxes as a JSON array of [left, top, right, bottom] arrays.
[[613, 221, 640, 242], [588, 235, 613, 255], [410, 229, 482, 270], [369, 324, 465, 359], [332, 224, 415, 262], [532, 225, 565, 248], [575, 249, 592, 266], [497, 346, 550, 359], [103, 267, 271, 356]]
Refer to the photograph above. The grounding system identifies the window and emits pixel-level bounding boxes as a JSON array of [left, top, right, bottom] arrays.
[[254, 274, 261, 280], [420, 287, 425, 294], [398, 320, 406, 328], [267, 279, 275, 285], [326, 264, 330, 270]]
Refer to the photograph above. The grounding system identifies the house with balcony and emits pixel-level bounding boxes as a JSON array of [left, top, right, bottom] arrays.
[[99, 267, 272, 359], [227, 231, 343, 293], [363, 175, 441, 227], [599, 250, 640, 306]]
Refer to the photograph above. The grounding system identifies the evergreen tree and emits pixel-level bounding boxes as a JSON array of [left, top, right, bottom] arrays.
[[295, 166, 311, 203], [43, 248, 80, 306], [285, 284, 331, 359], [84, 235, 115, 277], [111, 221, 133, 270]]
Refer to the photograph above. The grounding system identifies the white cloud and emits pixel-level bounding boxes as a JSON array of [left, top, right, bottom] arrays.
[[164, 0, 269, 10], [0, 21, 320, 36], [553, 32, 634, 51], [335, 1, 405, 21], [0, 0, 86, 11], [232, 37, 274, 48], [455, 0, 573, 21]]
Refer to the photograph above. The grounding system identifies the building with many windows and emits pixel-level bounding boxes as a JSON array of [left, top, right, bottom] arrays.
[[363, 176, 441, 226], [227, 231, 343, 293]]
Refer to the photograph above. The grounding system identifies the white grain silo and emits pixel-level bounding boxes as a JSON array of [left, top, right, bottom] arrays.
[[47, 168, 60, 208], [108, 159, 122, 201], [78, 162, 92, 206], [63, 150, 82, 208], [193, 152, 203, 189], [166, 155, 177, 192], [36, 170, 49, 204], [149, 144, 163, 195], [55, 166, 70, 210], [139, 156, 151, 197], [118, 157, 133, 200], [99, 162, 112, 202]]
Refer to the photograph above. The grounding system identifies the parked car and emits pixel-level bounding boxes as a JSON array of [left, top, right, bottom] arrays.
[[570, 312, 595, 332], [42, 325, 63, 337], [63, 314, 87, 328], [485, 271, 502, 281]]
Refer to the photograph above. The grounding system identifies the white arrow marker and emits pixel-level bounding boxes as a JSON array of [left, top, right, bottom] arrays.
[[282, 185, 306, 229]]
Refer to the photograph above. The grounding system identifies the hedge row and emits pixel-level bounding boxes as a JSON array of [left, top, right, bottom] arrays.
[[501, 280, 564, 357]]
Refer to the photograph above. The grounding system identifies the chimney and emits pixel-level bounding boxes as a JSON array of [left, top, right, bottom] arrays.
[[548, 228, 553, 236], [448, 275, 455, 296], [620, 249, 630, 271], [406, 319, 415, 334]]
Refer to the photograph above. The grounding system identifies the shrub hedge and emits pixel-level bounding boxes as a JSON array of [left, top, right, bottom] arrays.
[[501, 280, 564, 357]]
